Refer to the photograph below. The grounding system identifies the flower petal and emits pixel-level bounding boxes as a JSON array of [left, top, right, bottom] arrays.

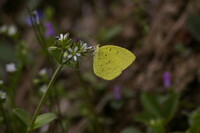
[[74, 46, 78, 52], [74, 56, 77, 61], [76, 53, 81, 56], [68, 54, 72, 58], [68, 48, 73, 53]]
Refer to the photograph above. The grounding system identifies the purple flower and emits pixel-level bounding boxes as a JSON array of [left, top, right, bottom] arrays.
[[163, 72, 171, 88], [113, 85, 121, 100], [44, 22, 56, 37], [26, 10, 44, 26]]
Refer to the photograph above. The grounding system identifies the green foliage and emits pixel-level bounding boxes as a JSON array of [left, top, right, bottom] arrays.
[[120, 126, 142, 133], [161, 93, 180, 122], [48, 47, 63, 64], [149, 119, 165, 133], [12, 108, 31, 126], [135, 112, 155, 124], [135, 92, 180, 133], [187, 108, 200, 133], [33, 113, 57, 129], [141, 92, 162, 118]]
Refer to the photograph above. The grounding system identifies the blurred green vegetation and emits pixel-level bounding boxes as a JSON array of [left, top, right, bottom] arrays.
[[0, 0, 200, 133]]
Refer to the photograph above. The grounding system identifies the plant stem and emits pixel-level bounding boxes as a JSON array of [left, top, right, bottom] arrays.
[[0, 102, 12, 133], [76, 69, 102, 133], [53, 87, 66, 133], [27, 64, 62, 132]]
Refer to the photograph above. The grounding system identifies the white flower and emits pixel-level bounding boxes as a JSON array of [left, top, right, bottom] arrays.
[[40, 85, 47, 93], [8, 25, 17, 35], [81, 43, 88, 52], [0, 25, 17, 35], [73, 55, 77, 61], [80, 43, 93, 52], [58, 33, 68, 41], [38, 68, 47, 76], [74, 46, 78, 52], [66, 47, 81, 61], [67, 54, 72, 59], [6, 63, 17, 72], [76, 53, 81, 56], [0, 91, 6, 100]]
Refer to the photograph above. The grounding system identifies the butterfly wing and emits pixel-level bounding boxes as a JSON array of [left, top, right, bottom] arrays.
[[93, 45, 135, 80]]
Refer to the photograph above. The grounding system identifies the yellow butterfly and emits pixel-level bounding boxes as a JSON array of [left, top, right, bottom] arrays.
[[93, 45, 136, 80]]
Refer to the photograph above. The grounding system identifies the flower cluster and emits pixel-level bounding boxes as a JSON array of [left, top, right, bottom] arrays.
[[6, 63, 17, 73], [48, 33, 93, 65], [0, 24, 17, 36]]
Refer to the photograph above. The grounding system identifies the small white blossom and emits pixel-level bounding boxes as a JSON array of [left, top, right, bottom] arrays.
[[8, 25, 17, 35], [67, 54, 72, 58], [74, 46, 78, 52], [76, 53, 81, 56], [80, 43, 93, 52], [0, 25, 17, 35], [58, 34, 63, 41], [66, 46, 82, 61], [38, 68, 47, 76], [6, 63, 17, 72], [0, 91, 6, 100], [82, 43, 87, 48], [73, 56, 77, 61], [81, 43, 88, 52], [40, 85, 47, 93], [58, 33, 68, 41]]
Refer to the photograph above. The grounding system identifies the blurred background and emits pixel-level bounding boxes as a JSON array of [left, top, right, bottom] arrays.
[[0, 0, 200, 133]]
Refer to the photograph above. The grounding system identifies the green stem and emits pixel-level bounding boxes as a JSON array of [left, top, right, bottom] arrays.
[[76, 69, 102, 133], [0, 102, 12, 133], [27, 64, 62, 132], [53, 87, 67, 133]]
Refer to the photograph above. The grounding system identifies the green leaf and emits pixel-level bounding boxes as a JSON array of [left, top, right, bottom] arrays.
[[187, 108, 200, 133], [141, 92, 162, 118], [161, 93, 180, 122], [33, 113, 57, 129], [12, 108, 31, 126], [149, 119, 165, 133], [135, 112, 155, 123], [120, 126, 142, 133], [147, 127, 155, 133], [49, 48, 62, 64]]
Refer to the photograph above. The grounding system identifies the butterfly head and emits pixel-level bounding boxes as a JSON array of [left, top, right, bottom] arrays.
[[93, 44, 100, 55]]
